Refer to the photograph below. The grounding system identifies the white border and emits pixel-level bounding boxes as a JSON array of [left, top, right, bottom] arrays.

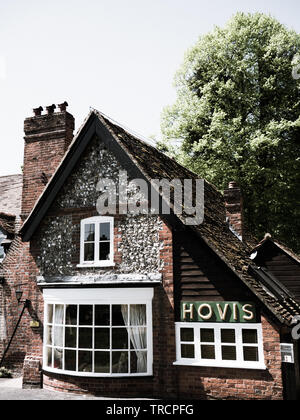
[[174, 322, 266, 370], [43, 288, 153, 377]]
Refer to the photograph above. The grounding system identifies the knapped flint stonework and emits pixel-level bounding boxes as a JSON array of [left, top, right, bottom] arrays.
[[37, 137, 163, 277], [36, 216, 75, 276], [57, 138, 120, 209], [117, 215, 163, 274], [37, 214, 163, 277]]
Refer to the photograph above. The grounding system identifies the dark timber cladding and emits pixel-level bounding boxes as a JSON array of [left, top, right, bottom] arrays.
[[173, 229, 254, 319], [254, 240, 300, 304]]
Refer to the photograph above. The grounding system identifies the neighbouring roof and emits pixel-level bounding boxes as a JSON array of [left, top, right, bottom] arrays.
[[20, 110, 300, 326], [253, 234, 300, 265], [0, 174, 23, 217]]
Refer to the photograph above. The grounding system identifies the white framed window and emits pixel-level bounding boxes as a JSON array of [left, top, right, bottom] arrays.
[[174, 323, 266, 370], [0, 229, 6, 262], [43, 288, 153, 377], [78, 216, 114, 268]]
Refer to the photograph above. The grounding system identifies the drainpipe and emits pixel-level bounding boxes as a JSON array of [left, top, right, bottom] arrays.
[[0, 299, 31, 368]]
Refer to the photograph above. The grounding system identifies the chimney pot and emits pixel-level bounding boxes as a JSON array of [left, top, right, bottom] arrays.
[[58, 101, 68, 112], [46, 104, 56, 115], [228, 181, 238, 189], [33, 106, 43, 116]]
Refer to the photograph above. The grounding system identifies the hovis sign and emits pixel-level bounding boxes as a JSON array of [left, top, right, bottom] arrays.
[[180, 302, 257, 323]]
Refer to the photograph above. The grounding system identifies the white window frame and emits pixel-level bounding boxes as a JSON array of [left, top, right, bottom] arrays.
[[174, 322, 266, 370], [43, 288, 153, 377], [78, 216, 115, 268]]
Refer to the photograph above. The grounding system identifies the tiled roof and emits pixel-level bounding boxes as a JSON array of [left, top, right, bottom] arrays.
[[20, 110, 300, 325], [0, 174, 23, 217], [97, 111, 300, 325]]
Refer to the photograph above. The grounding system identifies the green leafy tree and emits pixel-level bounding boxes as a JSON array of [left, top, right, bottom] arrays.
[[161, 12, 300, 252]]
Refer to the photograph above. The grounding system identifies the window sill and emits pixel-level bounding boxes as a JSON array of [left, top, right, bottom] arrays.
[[77, 262, 115, 268], [43, 366, 152, 378], [173, 361, 267, 370]]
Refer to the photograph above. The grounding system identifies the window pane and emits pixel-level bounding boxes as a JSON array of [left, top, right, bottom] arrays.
[[46, 347, 52, 367], [181, 344, 195, 359], [47, 305, 53, 324], [78, 351, 92, 372], [66, 305, 77, 325], [222, 346, 237, 361], [84, 224, 95, 242], [79, 305, 93, 325], [180, 328, 194, 342], [99, 242, 110, 261], [53, 348, 63, 369], [112, 328, 128, 350], [65, 327, 77, 348], [54, 305, 64, 325], [100, 223, 110, 241], [95, 352, 110, 373], [130, 305, 146, 326], [221, 329, 236, 344], [200, 329, 214, 343], [84, 243, 94, 261], [201, 345, 216, 360], [0, 232, 5, 260], [95, 305, 110, 326], [129, 328, 147, 350], [65, 350, 77, 372], [130, 351, 147, 373], [46, 326, 53, 346], [79, 328, 93, 349], [243, 347, 259, 362], [53, 326, 64, 347], [242, 329, 258, 344], [95, 328, 110, 349], [112, 351, 128, 373], [112, 305, 128, 326]]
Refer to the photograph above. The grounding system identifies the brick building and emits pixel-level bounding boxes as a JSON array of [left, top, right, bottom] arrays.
[[0, 103, 300, 400]]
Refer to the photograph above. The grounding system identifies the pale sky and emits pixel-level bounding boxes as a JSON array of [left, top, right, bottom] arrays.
[[0, 0, 300, 176]]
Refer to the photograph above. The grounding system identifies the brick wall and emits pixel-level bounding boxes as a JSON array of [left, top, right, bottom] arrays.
[[175, 315, 283, 400], [0, 234, 42, 371]]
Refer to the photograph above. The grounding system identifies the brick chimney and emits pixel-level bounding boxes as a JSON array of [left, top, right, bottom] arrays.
[[21, 102, 75, 217], [224, 181, 244, 241]]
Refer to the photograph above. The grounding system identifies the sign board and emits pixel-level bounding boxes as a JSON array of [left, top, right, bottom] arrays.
[[280, 344, 294, 364], [180, 302, 257, 323]]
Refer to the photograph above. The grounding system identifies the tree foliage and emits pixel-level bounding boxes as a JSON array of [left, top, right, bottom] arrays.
[[160, 13, 300, 252]]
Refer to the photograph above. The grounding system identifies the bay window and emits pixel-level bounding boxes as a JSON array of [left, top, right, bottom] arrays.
[[43, 288, 153, 377], [174, 323, 265, 370]]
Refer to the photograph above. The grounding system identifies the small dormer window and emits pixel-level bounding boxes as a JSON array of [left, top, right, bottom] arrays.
[[78, 217, 114, 268], [0, 230, 7, 262]]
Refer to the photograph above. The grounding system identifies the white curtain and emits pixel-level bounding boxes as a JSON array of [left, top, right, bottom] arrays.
[[54, 304, 64, 345], [122, 304, 147, 373], [53, 305, 64, 368], [0, 314, 7, 341]]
